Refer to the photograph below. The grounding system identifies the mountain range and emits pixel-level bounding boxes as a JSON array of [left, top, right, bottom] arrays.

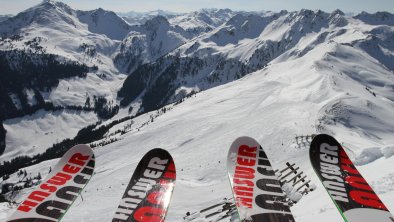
[[0, 1, 394, 221]]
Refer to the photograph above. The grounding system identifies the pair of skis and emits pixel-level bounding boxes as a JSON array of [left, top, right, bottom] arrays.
[[6, 147, 176, 222], [227, 135, 393, 222], [7, 134, 394, 222]]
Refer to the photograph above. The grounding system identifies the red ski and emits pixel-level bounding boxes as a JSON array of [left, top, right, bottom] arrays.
[[112, 148, 176, 222], [7, 144, 95, 222], [310, 134, 394, 222], [227, 136, 295, 222]]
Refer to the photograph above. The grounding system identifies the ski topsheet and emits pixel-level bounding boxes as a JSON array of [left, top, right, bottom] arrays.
[[112, 148, 176, 222], [310, 134, 394, 222], [7, 144, 95, 222], [227, 136, 295, 222]]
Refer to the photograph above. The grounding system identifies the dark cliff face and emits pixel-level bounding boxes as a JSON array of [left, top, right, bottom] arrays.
[[0, 121, 5, 156], [117, 54, 252, 113]]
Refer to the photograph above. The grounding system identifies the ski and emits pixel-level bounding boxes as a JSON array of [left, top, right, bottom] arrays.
[[112, 148, 176, 222], [209, 207, 238, 222], [7, 144, 95, 222], [227, 136, 295, 222], [183, 198, 235, 221], [310, 134, 394, 222], [205, 203, 236, 218]]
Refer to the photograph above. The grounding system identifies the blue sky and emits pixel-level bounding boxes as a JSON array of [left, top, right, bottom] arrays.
[[1, 0, 393, 14]]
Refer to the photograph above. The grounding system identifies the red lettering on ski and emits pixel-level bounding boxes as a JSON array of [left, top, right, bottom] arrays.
[[340, 149, 388, 210], [232, 145, 256, 208], [17, 152, 89, 213]]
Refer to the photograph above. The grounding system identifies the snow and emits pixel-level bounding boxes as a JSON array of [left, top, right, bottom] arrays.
[[0, 0, 129, 161], [169, 9, 235, 35], [1, 3, 394, 222], [382, 146, 394, 159], [353, 147, 384, 165], [4, 35, 394, 221], [119, 10, 181, 26], [282, 183, 303, 202], [1, 110, 98, 162], [49, 73, 126, 107], [77, 8, 131, 41], [24, 89, 37, 107]]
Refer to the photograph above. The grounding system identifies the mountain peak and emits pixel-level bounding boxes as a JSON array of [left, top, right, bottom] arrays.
[[331, 9, 345, 16], [354, 11, 394, 26], [0, 0, 77, 34], [37, 0, 73, 13], [144, 15, 170, 29]]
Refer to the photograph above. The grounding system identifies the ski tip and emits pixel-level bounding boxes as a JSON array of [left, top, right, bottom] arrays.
[[141, 148, 176, 177], [311, 134, 335, 140], [310, 134, 340, 151], [149, 147, 172, 155], [68, 144, 95, 158], [145, 148, 174, 161], [232, 136, 258, 144], [228, 136, 261, 152]]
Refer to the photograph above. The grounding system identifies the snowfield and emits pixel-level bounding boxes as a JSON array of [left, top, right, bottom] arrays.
[[1, 1, 394, 221], [2, 36, 394, 221]]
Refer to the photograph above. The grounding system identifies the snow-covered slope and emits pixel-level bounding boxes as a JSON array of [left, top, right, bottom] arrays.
[[118, 9, 394, 116], [0, 15, 12, 23], [169, 9, 236, 35], [2, 33, 394, 221], [354, 11, 394, 26], [77, 8, 131, 41], [0, 0, 127, 160], [119, 10, 180, 25], [114, 15, 191, 73], [1, 5, 394, 222]]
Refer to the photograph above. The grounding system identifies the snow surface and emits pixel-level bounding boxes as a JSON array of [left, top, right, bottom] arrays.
[[1, 110, 98, 162], [2, 36, 394, 221], [1, 3, 394, 222], [0, 0, 128, 160]]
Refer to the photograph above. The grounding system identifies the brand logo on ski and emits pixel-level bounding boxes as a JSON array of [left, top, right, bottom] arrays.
[[310, 134, 394, 222], [228, 136, 295, 222], [113, 148, 176, 222], [318, 143, 349, 203], [7, 144, 95, 222]]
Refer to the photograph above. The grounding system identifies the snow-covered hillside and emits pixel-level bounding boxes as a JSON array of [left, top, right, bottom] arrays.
[[77, 8, 131, 41], [1, 1, 394, 221], [0, 15, 11, 23], [117, 9, 394, 116], [114, 15, 191, 73], [0, 0, 128, 159], [119, 10, 180, 26], [169, 9, 236, 35], [2, 36, 394, 221]]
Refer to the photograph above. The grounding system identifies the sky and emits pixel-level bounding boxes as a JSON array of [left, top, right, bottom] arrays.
[[0, 0, 394, 15]]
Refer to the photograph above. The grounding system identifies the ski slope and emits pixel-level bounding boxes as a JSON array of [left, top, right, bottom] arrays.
[[2, 36, 394, 221], [1, 2, 394, 221]]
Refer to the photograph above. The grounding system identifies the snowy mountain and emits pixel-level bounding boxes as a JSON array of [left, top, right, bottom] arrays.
[[119, 10, 180, 25], [114, 15, 191, 73], [0, 0, 127, 159], [113, 8, 239, 74], [169, 8, 237, 35], [2, 35, 394, 221], [0, 15, 12, 23], [77, 8, 131, 41], [354, 11, 394, 26], [117, 9, 356, 113], [0, 2, 394, 221]]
